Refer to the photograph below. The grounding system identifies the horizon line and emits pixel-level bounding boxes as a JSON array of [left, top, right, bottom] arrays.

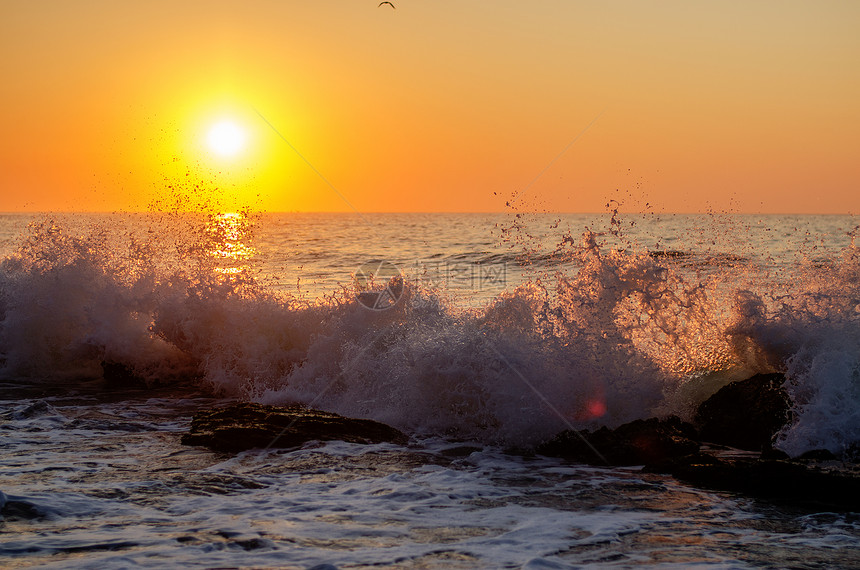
[[0, 210, 856, 217]]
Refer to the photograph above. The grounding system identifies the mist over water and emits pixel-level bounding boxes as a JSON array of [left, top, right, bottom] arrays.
[[1, 210, 859, 454]]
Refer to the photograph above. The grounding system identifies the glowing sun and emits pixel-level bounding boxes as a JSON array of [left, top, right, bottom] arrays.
[[207, 120, 246, 157]]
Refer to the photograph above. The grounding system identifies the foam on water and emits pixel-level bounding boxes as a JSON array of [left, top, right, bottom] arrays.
[[3, 396, 859, 568], [1, 211, 859, 454], [3, 211, 860, 567]]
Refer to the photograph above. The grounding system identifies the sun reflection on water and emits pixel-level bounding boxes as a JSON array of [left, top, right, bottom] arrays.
[[205, 211, 257, 275]]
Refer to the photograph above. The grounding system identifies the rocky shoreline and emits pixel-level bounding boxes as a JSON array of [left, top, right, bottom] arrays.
[[535, 373, 860, 509], [182, 373, 860, 510], [181, 402, 408, 452]]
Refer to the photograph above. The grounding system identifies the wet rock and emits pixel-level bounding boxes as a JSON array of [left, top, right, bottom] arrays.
[[536, 416, 700, 466], [798, 449, 838, 461], [182, 402, 408, 453], [101, 361, 147, 387], [760, 446, 791, 460], [646, 453, 860, 510], [695, 373, 791, 451]]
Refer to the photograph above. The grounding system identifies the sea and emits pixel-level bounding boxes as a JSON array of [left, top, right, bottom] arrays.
[[2, 209, 860, 568]]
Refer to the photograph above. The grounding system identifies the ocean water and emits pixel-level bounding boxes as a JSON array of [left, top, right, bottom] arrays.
[[2, 210, 860, 568]]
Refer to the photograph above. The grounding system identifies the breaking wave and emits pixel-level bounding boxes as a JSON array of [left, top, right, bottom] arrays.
[[1, 211, 859, 454]]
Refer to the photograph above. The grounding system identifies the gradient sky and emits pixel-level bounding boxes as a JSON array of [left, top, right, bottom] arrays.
[[2, 1, 859, 213]]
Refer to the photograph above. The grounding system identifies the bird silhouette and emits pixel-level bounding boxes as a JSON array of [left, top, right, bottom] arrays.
[[378, 1, 395, 8]]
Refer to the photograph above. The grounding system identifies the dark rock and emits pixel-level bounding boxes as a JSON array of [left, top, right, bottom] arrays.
[[536, 416, 700, 466], [760, 446, 791, 460], [101, 361, 147, 387], [798, 449, 838, 461], [646, 453, 860, 510], [695, 372, 791, 451], [182, 402, 408, 453]]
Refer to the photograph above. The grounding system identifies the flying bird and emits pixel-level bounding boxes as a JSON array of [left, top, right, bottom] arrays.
[[378, 1, 395, 8]]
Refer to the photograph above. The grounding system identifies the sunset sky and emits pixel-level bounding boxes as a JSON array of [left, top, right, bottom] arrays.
[[2, 1, 859, 213]]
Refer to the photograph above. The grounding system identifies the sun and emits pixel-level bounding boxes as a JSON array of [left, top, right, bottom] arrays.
[[206, 120, 246, 157]]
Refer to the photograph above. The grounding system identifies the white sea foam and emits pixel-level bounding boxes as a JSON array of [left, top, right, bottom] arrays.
[[2, 400, 859, 569], [1, 212, 859, 454]]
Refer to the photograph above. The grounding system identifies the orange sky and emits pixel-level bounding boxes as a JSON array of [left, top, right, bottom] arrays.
[[2, 1, 859, 213]]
